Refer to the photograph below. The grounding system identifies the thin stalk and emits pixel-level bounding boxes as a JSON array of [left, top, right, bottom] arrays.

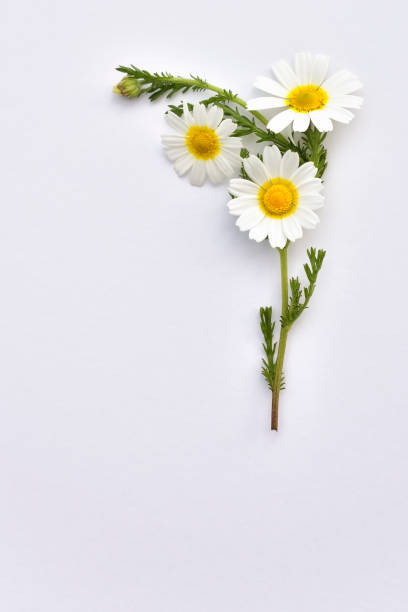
[[271, 243, 290, 430], [117, 67, 296, 154], [168, 77, 269, 127], [175, 80, 295, 154]]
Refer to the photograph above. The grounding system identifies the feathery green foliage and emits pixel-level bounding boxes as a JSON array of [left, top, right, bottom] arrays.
[[297, 126, 328, 177], [116, 66, 328, 173], [168, 98, 308, 160], [259, 307, 284, 391], [116, 66, 212, 100], [260, 307, 277, 390], [281, 248, 326, 328], [115, 63, 333, 417]]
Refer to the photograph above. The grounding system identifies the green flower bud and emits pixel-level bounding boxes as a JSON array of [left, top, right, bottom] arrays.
[[112, 77, 142, 98]]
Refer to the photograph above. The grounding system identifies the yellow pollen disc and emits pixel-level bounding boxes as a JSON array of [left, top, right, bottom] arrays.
[[185, 125, 220, 160], [286, 84, 328, 113], [258, 178, 298, 218]]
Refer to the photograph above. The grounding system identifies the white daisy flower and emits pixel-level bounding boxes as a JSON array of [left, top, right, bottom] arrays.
[[161, 102, 243, 186], [247, 52, 363, 133], [228, 145, 324, 249]]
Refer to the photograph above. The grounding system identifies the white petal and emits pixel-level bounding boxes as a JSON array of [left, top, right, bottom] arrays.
[[248, 216, 270, 242], [183, 102, 195, 126], [268, 220, 286, 249], [228, 196, 258, 215], [297, 179, 324, 195], [262, 145, 281, 177], [296, 206, 320, 228], [309, 110, 333, 132], [322, 70, 362, 95], [243, 155, 270, 185], [193, 102, 207, 126], [161, 134, 185, 146], [299, 194, 325, 209], [214, 154, 234, 178], [215, 119, 236, 138], [267, 109, 296, 133], [280, 150, 299, 178], [247, 96, 286, 110], [311, 54, 330, 85], [173, 154, 194, 176], [253, 76, 288, 98], [300, 201, 324, 211], [165, 112, 188, 134], [282, 216, 302, 241], [299, 192, 324, 203], [329, 94, 363, 109], [290, 162, 317, 185], [272, 60, 299, 90], [220, 137, 242, 149], [206, 159, 224, 184], [292, 113, 310, 132], [236, 207, 264, 231], [163, 143, 188, 152], [163, 146, 187, 162], [220, 148, 242, 167], [325, 105, 354, 123], [293, 215, 317, 230], [206, 105, 224, 128], [294, 52, 313, 84], [189, 159, 206, 186], [229, 178, 259, 197]]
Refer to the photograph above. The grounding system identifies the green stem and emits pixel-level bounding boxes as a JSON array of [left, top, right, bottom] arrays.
[[271, 243, 290, 431], [173, 79, 298, 156], [171, 79, 300, 155], [117, 67, 297, 154], [210, 100, 299, 155], [169, 77, 269, 126]]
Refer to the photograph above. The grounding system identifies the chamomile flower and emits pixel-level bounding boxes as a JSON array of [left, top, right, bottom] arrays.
[[228, 145, 324, 249], [161, 102, 242, 186], [247, 52, 363, 133]]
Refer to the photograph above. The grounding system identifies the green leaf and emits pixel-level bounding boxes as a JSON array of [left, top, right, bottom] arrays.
[[299, 126, 328, 177], [281, 247, 326, 328], [259, 307, 284, 390], [116, 66, 210, 101]]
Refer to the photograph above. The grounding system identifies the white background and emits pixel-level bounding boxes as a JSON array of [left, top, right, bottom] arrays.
[[3, 1, 408, 610]]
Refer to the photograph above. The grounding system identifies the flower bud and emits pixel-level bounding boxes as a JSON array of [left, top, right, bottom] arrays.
[[112, 77, 142, 98]]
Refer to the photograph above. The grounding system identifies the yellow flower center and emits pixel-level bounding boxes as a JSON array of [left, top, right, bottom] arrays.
[[258, 178, 298, 218], [185, 126, 220, 160], [286, 84, 328, 113]]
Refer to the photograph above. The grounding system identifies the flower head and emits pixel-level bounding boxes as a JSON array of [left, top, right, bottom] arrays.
[[161, 102, 242, 186], [113, 77, 142, 98], [247, 53, 363, 133], [228, 145, 324, 248]]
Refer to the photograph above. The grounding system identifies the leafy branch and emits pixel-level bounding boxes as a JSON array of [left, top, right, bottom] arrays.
[[116, 65, 268, 125], [281, 248, 326, 328], [297, 127, 328, 177], [116, 66, 327, 172], [115, 65, 309, 158], [260, 307, 284, 391], [116, 66, 211, 101], [168, 98, 308, 161]]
